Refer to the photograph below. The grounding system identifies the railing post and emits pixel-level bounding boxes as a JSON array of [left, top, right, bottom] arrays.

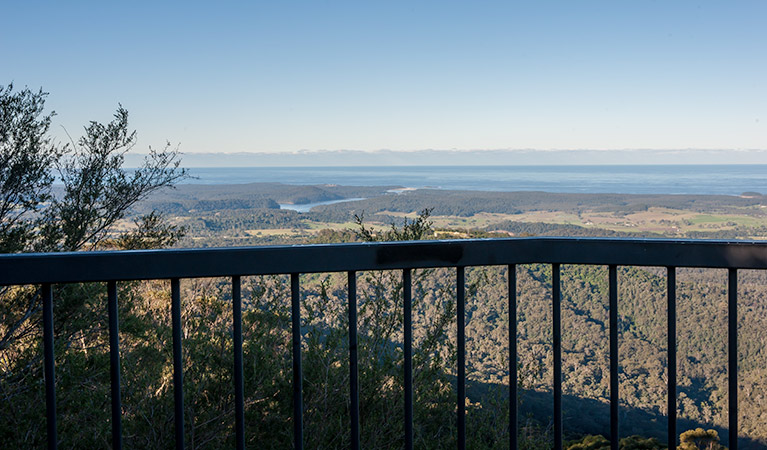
[[171, 278, 184, 450], [608, 266, 619, 450], [667, 267, 677, 448], [232, 276, 245, 450], [291, 273, 304, 450], [348, 271, 361, 450], [552, 264, 562, 450], [509, 265, 518, 450], [728, 268, 738, 450], [107, 281, 123, 450], [42, 283, 57, 450], [403, 268, 413, 450], [457, 266, 466, 450]]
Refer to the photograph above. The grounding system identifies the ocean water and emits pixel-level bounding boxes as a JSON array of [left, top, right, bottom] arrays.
[[183, 165, 767, 196]]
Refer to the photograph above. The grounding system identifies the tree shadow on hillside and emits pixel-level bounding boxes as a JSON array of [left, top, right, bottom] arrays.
[[466, 381, 766, 449]]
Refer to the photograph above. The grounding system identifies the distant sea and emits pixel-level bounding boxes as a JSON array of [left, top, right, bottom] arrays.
[[182, 165, 767, 196]]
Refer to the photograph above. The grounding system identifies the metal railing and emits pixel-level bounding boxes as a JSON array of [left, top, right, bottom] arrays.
[[2, 237, 766, 450]]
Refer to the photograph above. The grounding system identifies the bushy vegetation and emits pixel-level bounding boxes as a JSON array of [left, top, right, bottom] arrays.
[[1, 84, 186, 446], [678, 428, 726, 450], [566, 434, 665, 449]]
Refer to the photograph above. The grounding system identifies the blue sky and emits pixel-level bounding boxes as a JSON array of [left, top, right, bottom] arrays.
[[3, 1, 766, 157]]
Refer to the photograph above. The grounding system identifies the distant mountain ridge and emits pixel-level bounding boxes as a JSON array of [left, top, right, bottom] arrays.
[[124, 148, 767, 168]]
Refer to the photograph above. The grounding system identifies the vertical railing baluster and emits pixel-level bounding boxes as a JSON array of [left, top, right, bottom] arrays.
[[457, 267, 466, 450], [728, 268, 738, 450], [667, 267, 677, 448], [291, 273, 304, 450], [171, 278, 184, 450], [403, 268, 413, 450], [232, 276, 245, 450], [666, 267, 676, 448], [107, 281, 123, 450], [608, 266, 618, 450], [509, 265, 518, 450], [42, 283, 57, 450], [552, 264, 562, 450], [348, 271, 361, 450]]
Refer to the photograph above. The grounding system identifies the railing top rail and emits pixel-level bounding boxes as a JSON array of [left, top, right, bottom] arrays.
[[2, 237, 767, 285]]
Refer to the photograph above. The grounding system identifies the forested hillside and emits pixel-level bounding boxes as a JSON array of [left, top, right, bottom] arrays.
[[460, 264, 767, 445], [5, 264, 764, 447], [313, 189, 767, 217], [126, 183, 767, 247]]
